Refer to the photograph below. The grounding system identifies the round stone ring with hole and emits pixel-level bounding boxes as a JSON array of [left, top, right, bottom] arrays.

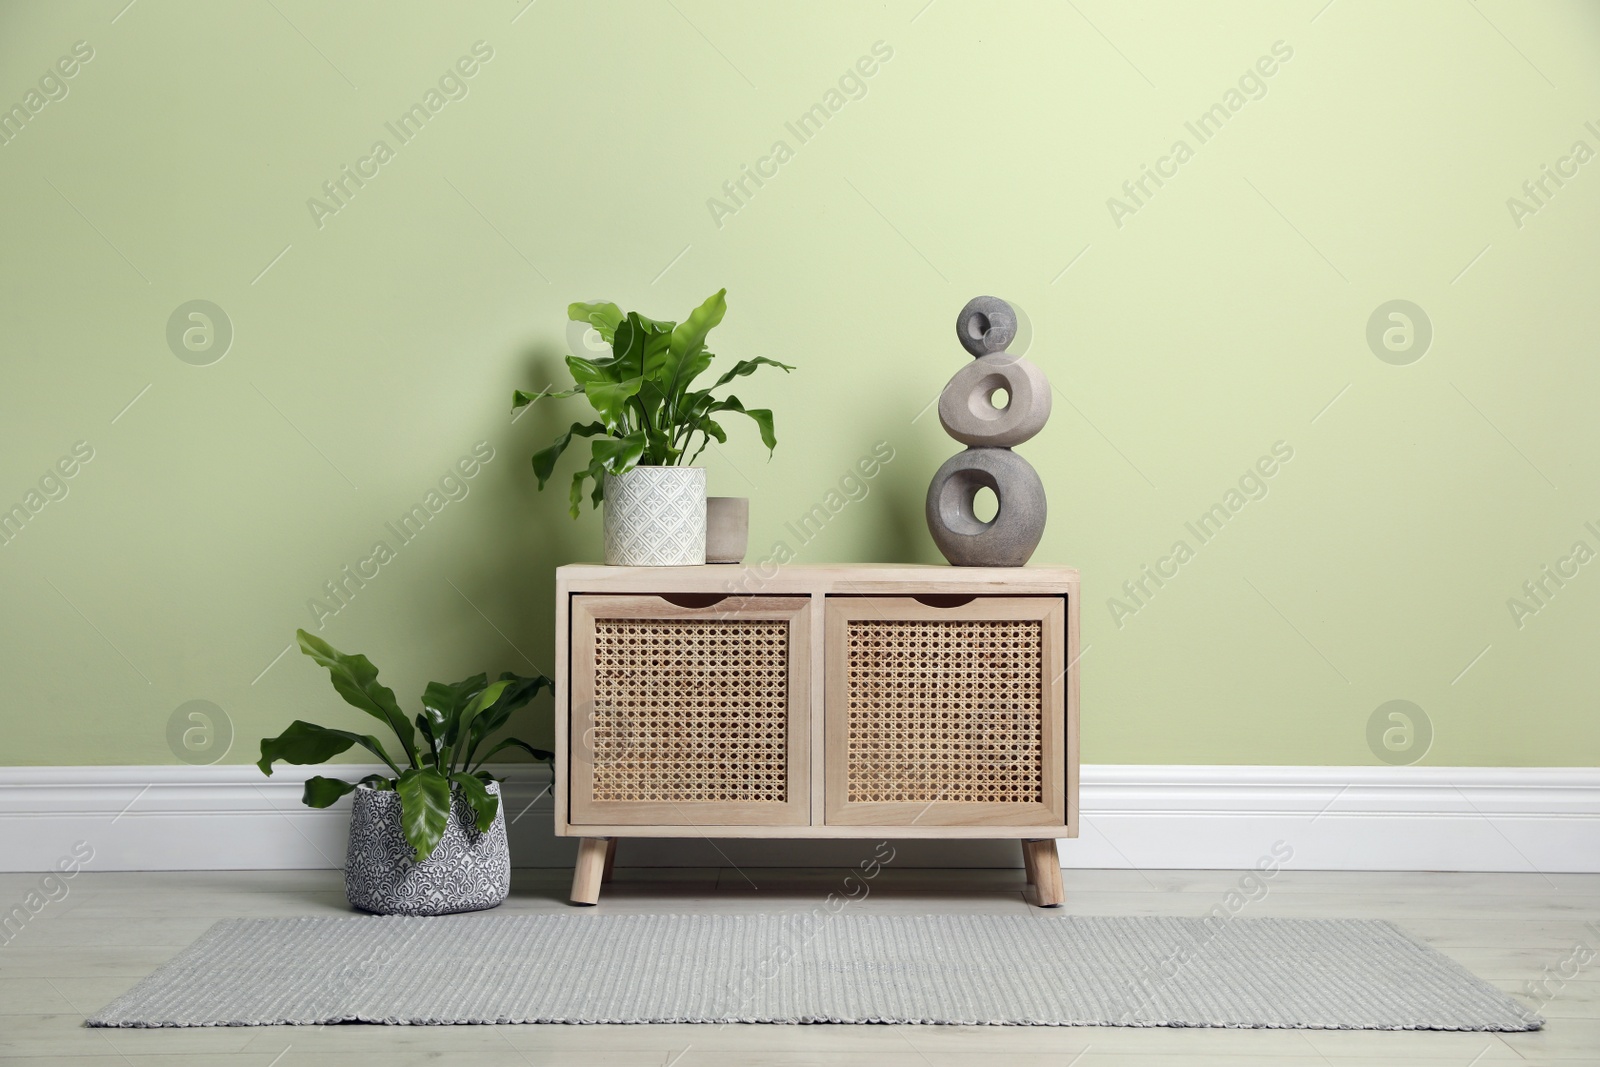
[[954, 295, 1018, 357], [938, 352, 1052, 448], [925, 448, 1047, 567]]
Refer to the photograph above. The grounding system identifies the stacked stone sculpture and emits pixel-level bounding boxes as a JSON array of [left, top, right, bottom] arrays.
[[926, 296, 1050, 567]]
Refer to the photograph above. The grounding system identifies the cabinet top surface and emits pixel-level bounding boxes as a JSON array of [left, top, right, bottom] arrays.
[[557, 562, 1079, 592]]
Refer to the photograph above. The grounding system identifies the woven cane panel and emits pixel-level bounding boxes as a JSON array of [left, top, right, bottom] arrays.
[[590, 618, 789, 804], [845, 619, 1043, 804]]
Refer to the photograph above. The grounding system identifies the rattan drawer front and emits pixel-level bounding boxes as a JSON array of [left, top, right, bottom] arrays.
[[824, 597, 1067, 827], [569, 596, 810, 826]]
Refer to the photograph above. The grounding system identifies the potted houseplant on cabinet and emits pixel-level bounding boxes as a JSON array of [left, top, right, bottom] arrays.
[[513, 288, 792, 566], [258, 630, 552, 916]]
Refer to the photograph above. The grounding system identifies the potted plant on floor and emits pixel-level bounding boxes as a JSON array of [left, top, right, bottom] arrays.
[[258, 630, 552, 916], [513, 288, 792, 566]]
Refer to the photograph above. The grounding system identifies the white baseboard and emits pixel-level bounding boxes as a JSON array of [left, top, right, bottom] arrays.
[[1, 764, 1596, 873]]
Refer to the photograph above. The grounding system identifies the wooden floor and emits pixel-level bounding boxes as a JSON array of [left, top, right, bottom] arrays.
[[2, 866, 1597, 1065]]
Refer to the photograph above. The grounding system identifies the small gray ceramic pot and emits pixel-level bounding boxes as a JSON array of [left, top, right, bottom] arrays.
[[706, 496, 749, 564], [344, 781, 509, 916]]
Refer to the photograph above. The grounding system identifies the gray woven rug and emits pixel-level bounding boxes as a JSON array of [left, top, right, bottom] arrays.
[[87, 914, 1539, 1030]]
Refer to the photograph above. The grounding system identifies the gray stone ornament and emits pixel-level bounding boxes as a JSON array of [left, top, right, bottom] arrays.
[[925, 448, 1047, 567], [938, 352, 1052, 448], [927, 296, 1051, 567], [956, 296, 1018, 357]]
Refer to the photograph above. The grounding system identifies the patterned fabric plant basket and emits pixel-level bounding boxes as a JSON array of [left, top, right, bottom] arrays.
[[344, 782, 510, 916], [602, 466, 706, 566]]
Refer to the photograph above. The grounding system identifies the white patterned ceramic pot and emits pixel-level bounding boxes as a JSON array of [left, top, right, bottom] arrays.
[[344, 782, 509, 916], [602, 466, 707, 566]]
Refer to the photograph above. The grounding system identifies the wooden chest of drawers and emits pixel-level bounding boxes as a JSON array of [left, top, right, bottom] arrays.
[[555, 564, 1079, 906]]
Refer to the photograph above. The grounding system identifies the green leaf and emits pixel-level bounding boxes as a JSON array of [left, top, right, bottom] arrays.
[[608, 314, 673, 398], [414, 713, 438, 764], [450, 679, 513, 767], [462, 673, 553, 769], [474, 736, 555, 766], [423, 674, 487, 730], [591, 432, 647, 476], [396, 768, 453, 863], [295, 631, 417, 767], [568, 468, 589, 517], [609, 315, 647, 380], [258, 720, 351, 771], [698, 417, 728, 445], [708, 396, 779, 453], [257, 720, 401, 776], [512, 385, 582, 411], [302, 775, 361, 808], [670, 348, 715, 400], [633, 313, 677, 336], [708, 356, 796, 392], [683, 416, 726, 465], [641, 325, 674, 381], [667, 290, 726, 382], [584, 377, 644, 432], [568, 450, 608, 518], [564, 354, 623, 389], [567, 301, 623, 344], [420, 673, 488, 773], [449, 772, 499, 832], [531, 422, 606, 489], [657, 290, 726, 426]]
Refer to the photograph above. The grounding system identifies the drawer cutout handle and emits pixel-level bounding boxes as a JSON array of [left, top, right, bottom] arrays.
[[660, 593, 731, 609], [910, 594, 979, 608]]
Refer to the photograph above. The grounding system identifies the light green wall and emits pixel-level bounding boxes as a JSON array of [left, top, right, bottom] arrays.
[[3, 1, 1597, 768]]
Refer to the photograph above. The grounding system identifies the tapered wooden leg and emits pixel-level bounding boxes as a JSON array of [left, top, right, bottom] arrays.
[[1022, 838, 1064, 907], [601, 837, 618, 883], [570, 837, 610, 906], [1021, 838, 1040, 887]]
